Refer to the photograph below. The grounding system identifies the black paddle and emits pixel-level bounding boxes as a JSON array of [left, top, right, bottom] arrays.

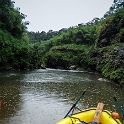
[[113, 97, 124, 124], [114, 97, 124, 116], [64, 90, 86, 118]]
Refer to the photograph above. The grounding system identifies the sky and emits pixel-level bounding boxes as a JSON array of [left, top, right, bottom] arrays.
[[14, 0, 114, 32]]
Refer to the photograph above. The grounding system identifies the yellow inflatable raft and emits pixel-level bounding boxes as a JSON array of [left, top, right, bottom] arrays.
[[56, 103, 122, 124]]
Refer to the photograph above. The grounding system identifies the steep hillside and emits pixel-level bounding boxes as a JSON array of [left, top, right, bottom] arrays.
[[96, 8, 124, 84], [0, 0, 37, 70], [39, 8, 124, 85]]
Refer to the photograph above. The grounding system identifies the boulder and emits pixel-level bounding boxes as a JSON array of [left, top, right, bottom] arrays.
[[69, 65, 78, 70], [41, 64, 46, 69]]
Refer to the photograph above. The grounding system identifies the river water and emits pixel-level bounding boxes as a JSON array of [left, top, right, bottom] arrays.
[[0, 68, 124, 124]]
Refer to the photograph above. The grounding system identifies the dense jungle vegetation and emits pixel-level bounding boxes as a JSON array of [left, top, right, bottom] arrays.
[[0, 0, 124, 85]]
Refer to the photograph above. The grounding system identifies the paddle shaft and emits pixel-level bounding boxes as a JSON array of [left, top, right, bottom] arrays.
[[113, 97, 124, 116], [64, 90, 86, 118]]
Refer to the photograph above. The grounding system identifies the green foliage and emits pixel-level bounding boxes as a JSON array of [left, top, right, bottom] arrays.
[[0, 30, 34, 70], [28, 29, 67, 42], [110, 69, 123, 81], [0, 0, 25, 38], [98, 8, 124, 47], [0, 30, 14, 62], [44, 44, 87, 68], [0, 0, 124, 85], [102, 63, 112, 78], [0, 0, 38, 70]]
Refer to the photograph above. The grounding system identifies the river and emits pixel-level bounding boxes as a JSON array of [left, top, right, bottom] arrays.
[[0, 68, 124, 124]]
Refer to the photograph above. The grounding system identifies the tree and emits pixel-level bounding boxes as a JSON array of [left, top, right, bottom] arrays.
[[0, 0, 26, 38], [109, 0, 124, 13]]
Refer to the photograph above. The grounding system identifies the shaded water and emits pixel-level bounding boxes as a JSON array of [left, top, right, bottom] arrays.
[[0, 69, 124, 124]]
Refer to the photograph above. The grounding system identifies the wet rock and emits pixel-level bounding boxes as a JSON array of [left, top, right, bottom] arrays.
[[98, 38, 109, 47], [113, 44, 124, 63], [41, 64, 46, 69], [69, 65, 78, 70]]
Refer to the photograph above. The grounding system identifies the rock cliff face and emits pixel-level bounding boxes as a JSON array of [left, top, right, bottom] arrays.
[[95, 44, 124, 84], [113, 45, 124, 65], [84, 9, 124, 84], [95, 11, 124, 84]]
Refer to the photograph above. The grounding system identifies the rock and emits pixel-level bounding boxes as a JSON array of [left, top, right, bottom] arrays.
[[113, 44, 124, 62], [41, 64, 46, 69], [69, 65, 78, 70], [98, 38, 109, 47], [98, 78, 109, 82]]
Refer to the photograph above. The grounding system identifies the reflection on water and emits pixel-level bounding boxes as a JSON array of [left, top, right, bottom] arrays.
[[0, 69, 124, 124]]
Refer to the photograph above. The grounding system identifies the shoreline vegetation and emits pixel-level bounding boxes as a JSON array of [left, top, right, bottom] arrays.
[[0, 0, 124, 85]]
